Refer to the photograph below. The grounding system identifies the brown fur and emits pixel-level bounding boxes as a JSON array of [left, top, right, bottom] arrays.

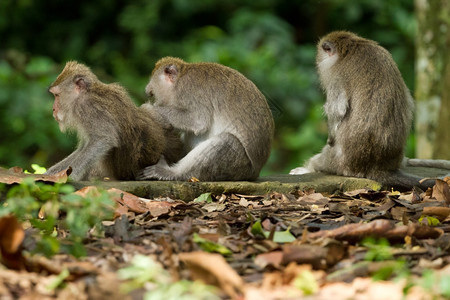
[[46, 61, 180, 181]]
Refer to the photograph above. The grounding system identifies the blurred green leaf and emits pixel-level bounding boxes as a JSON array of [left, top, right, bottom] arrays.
[[194, 192, 213, 203], [192, 233, 232, 255]]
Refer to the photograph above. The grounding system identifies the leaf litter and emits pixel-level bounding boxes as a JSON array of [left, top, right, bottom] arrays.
[[0, 173, 450, 299]]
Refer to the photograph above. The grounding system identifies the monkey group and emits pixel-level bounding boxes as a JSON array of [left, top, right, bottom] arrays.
[[46, 59, 273, 182], [45, 31, 449, 190]]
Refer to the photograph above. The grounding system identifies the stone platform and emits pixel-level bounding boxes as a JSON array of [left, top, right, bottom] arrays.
[[71, 166, 449, 201]]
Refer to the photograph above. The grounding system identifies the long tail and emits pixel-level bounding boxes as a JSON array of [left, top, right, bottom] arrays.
[[405, 158, 450, 170], [376, 170, 435, 191]]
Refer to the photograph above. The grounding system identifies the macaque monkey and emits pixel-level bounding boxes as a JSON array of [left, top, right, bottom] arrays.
[[290, 31, 448, 190], [46, 61, 182, 181], [138, 57, 274, 181]]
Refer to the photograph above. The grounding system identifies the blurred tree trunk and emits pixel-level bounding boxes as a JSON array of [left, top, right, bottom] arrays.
[[415, 0, 450, 159]]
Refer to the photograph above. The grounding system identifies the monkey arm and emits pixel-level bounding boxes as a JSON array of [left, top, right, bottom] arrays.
[[152, 106, 211, 135], [46, 136, 115, 181], [140, 103, 174, 131]]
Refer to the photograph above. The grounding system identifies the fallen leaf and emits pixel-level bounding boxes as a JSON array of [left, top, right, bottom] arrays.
[[360, 190, 389, 201], [179, 251, 244, 299], [432, 179, 450, 205], [194, 192, 213, 203], [0, 215, 25, 270], [298, 193, 329, 205], [107, 188, 181, 217], [0, 215, 24, 253], [193, 233, 232, 255], [254, 251, 283, 269], [108, 188, 148, 214], [422, 206, 450, 222], [25, 254, 98, 280], [202, 202, 226, 212], [281, 242, 346, 269], [0, 166, 70, 184], [308, 219, 443, 243], [145, 200, 177, 217], [239, 198, 250, 207], [74, 186, 101, 197]]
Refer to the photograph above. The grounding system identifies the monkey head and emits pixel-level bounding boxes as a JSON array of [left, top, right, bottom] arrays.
[[316, 31, 370, 71], [48, 61, 97, 131], [145, 57, 185, 105]]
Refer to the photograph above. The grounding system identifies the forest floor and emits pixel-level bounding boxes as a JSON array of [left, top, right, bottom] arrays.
[[0, 167, 449, 299]]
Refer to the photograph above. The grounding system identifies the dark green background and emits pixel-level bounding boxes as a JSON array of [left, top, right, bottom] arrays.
[[0, 0, 416, 175]]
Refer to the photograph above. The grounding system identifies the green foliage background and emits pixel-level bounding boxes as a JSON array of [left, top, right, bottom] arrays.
[[0, 0, 416, 175]]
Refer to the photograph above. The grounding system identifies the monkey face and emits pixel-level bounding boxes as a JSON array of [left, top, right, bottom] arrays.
[[146, 72, 176, 106], [321, 41, 335, 56], [49, 85, 63, 122], [317, 41, 339, 71]]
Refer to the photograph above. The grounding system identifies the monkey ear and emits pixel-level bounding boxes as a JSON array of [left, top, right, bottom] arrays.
[[164, 65, 178, 83], [74, 76, 89, 92]]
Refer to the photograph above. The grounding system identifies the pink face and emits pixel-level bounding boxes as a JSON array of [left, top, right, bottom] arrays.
[[49, 85, 61, 122], [321, 41, 335, 56], [317, 40, 339, 71]]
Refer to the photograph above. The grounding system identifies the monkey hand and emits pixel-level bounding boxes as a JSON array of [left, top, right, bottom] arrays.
[[140, 103, 174, 131]]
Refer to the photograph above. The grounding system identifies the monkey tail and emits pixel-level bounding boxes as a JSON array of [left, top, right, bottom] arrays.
[[376, 170, 435, 192], [404, 158, 450, 170]]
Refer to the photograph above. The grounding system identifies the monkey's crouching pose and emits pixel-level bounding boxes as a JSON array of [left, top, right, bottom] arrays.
[[46, 61, 181, 181], [290, 31, 435, 190], [138, 57, 274, 181]]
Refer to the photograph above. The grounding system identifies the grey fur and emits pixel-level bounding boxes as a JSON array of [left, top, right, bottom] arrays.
[[138, 57, 274, 181], [290, 31, 435, 190]]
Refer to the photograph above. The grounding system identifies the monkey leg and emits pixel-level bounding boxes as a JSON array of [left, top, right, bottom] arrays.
[[138, 133, 255, 181]]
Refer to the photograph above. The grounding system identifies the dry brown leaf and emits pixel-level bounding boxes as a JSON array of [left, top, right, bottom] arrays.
[[298, 193, 329, 205], [309, 219, 394, 242], [444, 176, 450, 185], [0, 166, 70, 184], [318, 278, 405, 299], [0, 215, 24, 253], [281, 245, 328, 269], [254, 251, 283, 269], [179, 251, 244, 299], [108, 188, 180, 217], [0, 215, 25, 270], [384, 223, 443, 242], [145, 201, 178, 217], [308, 219, 442, 243], [74, 186, 102, 197], [281, 240, 346, 269], [246, 263, 323, 299], [108, 188, 149, 214], [359, 190, 388, 201], [432, 179, 450, 205], [422, 206, 450, 222], [25, 254, 98, 280]]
